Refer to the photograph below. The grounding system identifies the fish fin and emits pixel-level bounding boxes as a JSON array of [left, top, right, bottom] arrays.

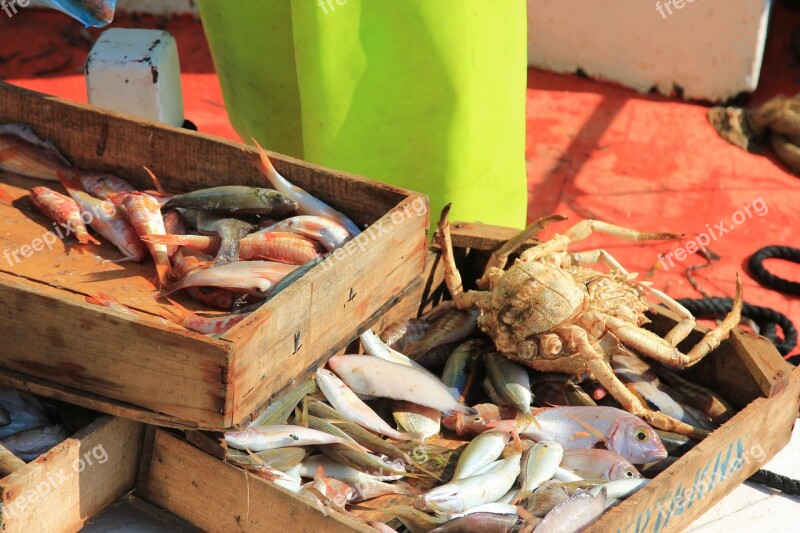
[[55, 170, 83, 193], [141, 234, 185, 246], [153, 259, 173, 288], [512, 490, 532, 505], [77, 233, 102, 246], [566, 413, 608, 443], [142, 166, 166, 195], [213, 238, 240, 265], [85, 291, 117, 307], [158, 299, 193, 325], [252, 138, 279, 189]]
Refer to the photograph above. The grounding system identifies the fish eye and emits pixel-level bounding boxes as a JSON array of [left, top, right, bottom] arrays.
[[625, 469, 635, 478], [634, 429, 649, 442], [473, 417, 483, 423]]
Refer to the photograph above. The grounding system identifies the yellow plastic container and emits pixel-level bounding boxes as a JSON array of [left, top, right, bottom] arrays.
[[198, 0, 528, 228]]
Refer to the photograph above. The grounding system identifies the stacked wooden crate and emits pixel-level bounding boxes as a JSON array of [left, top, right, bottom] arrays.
[[0, 81, 798, 533]]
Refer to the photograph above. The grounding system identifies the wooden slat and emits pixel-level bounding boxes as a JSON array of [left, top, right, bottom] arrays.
[[589, 365, 800, 533], [0, 270, 232, 426], [0, 81, 408, 227], [139, 430, 373, 533], [1, 416, 145, 532], [0, 367, 200, 429]]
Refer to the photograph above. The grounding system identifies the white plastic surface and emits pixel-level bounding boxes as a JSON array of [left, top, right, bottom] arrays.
[[85, 28, 185, 126]]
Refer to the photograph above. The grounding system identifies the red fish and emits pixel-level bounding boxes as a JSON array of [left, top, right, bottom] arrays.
[[29, 186, 100, 245]]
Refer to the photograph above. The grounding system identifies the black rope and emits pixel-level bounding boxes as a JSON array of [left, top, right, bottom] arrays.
[[748, 246, 800, 296], [676, 297, 797, 358], [748, 469, 800, 495]]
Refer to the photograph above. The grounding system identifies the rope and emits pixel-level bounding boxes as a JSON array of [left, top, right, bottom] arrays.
[[748, 246, 800, 296], [748, 469, 800, 495], [676, 297, 797, 359]]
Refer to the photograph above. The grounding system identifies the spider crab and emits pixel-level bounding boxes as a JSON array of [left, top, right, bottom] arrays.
[[436, 206, 742, 440]]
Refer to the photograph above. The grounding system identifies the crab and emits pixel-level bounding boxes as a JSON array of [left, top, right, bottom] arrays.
[[436, 206, 742, 440]]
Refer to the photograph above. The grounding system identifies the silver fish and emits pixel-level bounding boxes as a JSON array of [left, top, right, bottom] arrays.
[[534, 488, 607, 533], [452, 431, 510, 481]]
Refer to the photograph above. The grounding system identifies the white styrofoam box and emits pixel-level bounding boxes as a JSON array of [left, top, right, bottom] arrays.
[[116, 0, 199, 16], [85, 29, 185, 127], [527, 0, 773, 101]]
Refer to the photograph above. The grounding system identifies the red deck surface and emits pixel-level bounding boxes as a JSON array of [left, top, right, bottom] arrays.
[[1, 7, 798, 357]]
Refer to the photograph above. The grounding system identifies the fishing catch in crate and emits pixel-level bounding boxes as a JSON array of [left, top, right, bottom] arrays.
[[436, 205, 742, 440]]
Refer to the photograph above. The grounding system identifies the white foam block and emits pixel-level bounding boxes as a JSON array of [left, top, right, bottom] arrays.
[[527, 0, 773, 101], [85, 28, 185, 126]]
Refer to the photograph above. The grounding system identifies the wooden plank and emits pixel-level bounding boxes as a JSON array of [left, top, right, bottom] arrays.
[[1, 416, 145, 532], [0, 367, 199, 430], [225, 195, 429, 426], [0, 271, 232, 426], [139, 430, 373, 533], [0, 81, 408, 227], [589, 365, 800, 533]]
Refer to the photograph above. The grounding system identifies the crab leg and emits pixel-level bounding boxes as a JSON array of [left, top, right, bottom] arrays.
[[475, 214, 566, 289], [437, 204, 492, 310], [522, 220, 680, 263], [601, 277, 742, 370], [556, 325, 709, 440]]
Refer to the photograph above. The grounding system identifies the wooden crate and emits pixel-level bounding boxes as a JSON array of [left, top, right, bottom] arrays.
[[1, 415, 145, 532], [137, 222, 800, 533], [0, 81, 429, 431]]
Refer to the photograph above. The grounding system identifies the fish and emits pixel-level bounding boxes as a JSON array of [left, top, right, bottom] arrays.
[[251, 379, 318, 426], [360, 329, 428, 371], [416, 343, 461, 372], [254, 140, 360, 236], [449, 503, 519, 519], [256, 215, 351, 251], [121, 192, 171, 285], [143, 231, 322, 265], [414, 453, 522, 514], [305, 399, 411, 464], [484, 353, 533, 414], [161, 208, 189, 258], [368, 522, 401, 533], [452, 431, 510, 481], [1, 424, 69, 461], [651, 366, 736, 425], [160, 299, 249, 335], [161, 261, 297, 299], [392, 401, 441, 440], [589, 479, 648, 500], [441, 339, 485, 404], [0, 388, 50, 439], [560, 449, 641, 481], [171, 248, 212, 278], [327, 355, 475, 415], [407, 310, 479, 361], [305, 416, 412, 477], [297, 454, 406, 484], [534, 488, 607, 533], [57, 174, 148, 261], [162, 185, 298, 217], [442, 403, 513, 437], [86, 292, 139, 317], [29, 186, 100, 245], [563, 380, 597, 407], [0, 128, 72, 181], [493, 406, 667, 464], [516, 441, 564, 503], [431, 513, 520, 533], [195, 211, 255, 265], [223, 425, 371, 453], [482, 377, 510, 407], [316, 367, 414, 440], [527, 481, 571, 517], [225, 447, 307, 471], [654, 429, 698, 456], [384, 506, 446, 532], [381, 318, 432, 352], [79, 173, 135, 205]]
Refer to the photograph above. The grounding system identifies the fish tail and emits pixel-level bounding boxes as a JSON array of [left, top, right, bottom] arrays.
[[142, 166, 166, 195], [154, 258, 173, 288], [56, 169, 83, 193], [86, 291, 116, 307], [512, 489, 532, 505], [214, 238, 241, 265], [159, 298, 195, 326], [76, 231, 102, 246], [252, 138, 280, 189]]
